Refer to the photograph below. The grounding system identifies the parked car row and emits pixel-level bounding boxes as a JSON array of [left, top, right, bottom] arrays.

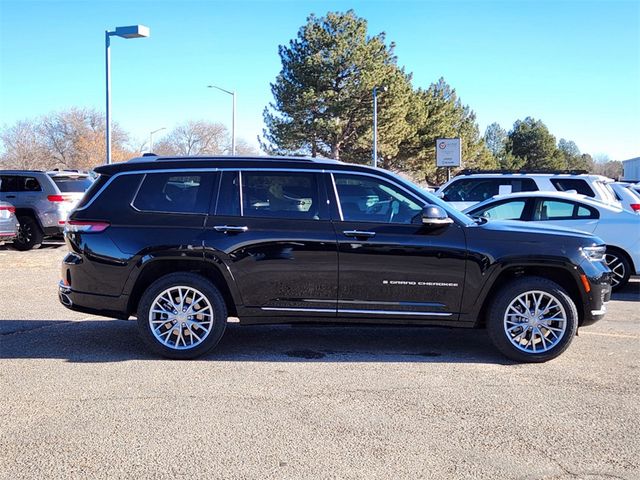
[[0, 170, 94, 250], [432, 169, 640, 290]]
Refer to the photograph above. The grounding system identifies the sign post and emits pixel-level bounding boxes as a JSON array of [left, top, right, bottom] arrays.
[[436, 138, 462, 181]]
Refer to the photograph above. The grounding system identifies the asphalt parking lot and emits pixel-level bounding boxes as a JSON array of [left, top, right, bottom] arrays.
[[1, 241, 638, 480]]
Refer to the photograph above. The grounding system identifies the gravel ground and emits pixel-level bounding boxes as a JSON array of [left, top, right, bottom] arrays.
[[1, 241, 638, 480]]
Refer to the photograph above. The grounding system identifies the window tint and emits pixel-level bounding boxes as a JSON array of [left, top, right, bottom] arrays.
[[241, 172, 323, 220], [534, 200, 577, 220], [133, 173, 216, 214], [334, 174, 423, 224], [0, 175, 41, 192], [443, 177, 537, 202], [50, 176, 93, 192], [550, 179, 594, 197], [215, 171, 240, 216], [476, 200, 527, 220]]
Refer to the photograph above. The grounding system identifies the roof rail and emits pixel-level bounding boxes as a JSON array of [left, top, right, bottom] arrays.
[[142, 152, 158, 157], [457, 169, 590, 176]]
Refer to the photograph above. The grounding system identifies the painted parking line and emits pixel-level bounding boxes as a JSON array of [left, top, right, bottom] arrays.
[[580, 331, 640, 339]]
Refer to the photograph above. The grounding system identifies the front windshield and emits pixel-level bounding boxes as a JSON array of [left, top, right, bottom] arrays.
[[384, 171, 475, 226]]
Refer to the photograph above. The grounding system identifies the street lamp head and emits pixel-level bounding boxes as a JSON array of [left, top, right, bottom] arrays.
[[113, 25, 150, 39]]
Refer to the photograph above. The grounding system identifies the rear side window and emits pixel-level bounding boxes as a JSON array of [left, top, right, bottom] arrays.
[[0, 175, 41, 192], [533, 199, 599, 220], [133, 173, 216, 214], [443, 177, 537, 202], [50, 176, 94, 193], [550, 179, 594, 197], [241, 171, 325, 220]]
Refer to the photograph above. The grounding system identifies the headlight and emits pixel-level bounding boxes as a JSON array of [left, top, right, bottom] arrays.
[[581, 245, 606, 262]]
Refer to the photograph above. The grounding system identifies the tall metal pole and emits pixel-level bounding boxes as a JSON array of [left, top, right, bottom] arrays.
[[105, 31, 112, 165], [231, 91, 236, 155], [372, 86, 378, 168]]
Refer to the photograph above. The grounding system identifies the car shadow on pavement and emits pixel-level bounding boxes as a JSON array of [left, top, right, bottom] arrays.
[[0, 319, 513, 365], [0, 240, 66, 251]]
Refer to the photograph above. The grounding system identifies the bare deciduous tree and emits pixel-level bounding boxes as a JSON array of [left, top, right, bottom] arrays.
[[153, 120, 229, 156]]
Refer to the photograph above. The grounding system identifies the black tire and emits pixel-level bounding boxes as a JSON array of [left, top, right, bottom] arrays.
[[137, 273, 227, 359], [486, 276, 578, 363], [13, 216, 43, 251], [605, 250, 631, 292]]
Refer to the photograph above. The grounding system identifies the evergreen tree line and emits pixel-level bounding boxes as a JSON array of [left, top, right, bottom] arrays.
[[260, 10, 621, 184]]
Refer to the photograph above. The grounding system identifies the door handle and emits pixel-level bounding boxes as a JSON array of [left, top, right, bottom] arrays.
[[214, 225, 248, 234], [6, 195, 16, 199], [343, 230, 376, 239]]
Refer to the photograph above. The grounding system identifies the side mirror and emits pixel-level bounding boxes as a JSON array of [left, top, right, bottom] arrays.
[[422, 205, 453, 226]]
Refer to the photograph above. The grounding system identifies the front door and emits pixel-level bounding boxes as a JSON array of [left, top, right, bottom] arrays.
[[204, 170, 338, 317], [329, 172, 467, 321]]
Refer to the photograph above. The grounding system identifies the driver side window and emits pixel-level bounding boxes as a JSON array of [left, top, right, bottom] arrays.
[[333, 173, 423, 224]]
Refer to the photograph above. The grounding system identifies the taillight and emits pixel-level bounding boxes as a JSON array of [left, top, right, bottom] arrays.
[[64, 220, 110, 233], [0, 205, 16, 214], [631, 204, 640, 212], [48, 194, 74, 202]]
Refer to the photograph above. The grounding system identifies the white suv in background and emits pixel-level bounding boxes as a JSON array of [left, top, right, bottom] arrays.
[[435, 170, 619, 210]]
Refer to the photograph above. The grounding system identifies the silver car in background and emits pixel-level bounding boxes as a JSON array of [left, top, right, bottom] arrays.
[[0, 170, 93, 250], [0, 201, 19, 245], [610, 182, 640, 214]]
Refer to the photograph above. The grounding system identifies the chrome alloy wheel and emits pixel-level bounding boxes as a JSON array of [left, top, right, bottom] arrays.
[[503, 290, 567, 354], [148, 286, 214, 350], [604, 254, 625, 288]]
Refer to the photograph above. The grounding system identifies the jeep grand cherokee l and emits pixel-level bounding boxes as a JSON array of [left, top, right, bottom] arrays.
[[59, 156, 612, 362]]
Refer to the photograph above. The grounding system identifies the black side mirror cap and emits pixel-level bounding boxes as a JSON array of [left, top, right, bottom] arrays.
[[422, 205, 453, 226]]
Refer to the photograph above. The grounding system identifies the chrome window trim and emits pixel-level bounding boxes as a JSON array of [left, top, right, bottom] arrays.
[[77, 166, 428, 218], [238, 170, 244, 217]]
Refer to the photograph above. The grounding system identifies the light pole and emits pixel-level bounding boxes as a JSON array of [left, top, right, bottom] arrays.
[[372, 85, 387, 168], [105, 25, 150, 164], [148, 127, 166, 152], [207, 85, 236, 155]]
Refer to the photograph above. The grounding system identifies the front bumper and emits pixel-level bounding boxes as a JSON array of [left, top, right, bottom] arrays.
[[58, 281, 130, 319], [580, 271, 612, 326]]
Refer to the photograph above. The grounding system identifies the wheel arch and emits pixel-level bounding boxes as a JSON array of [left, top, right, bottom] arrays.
[[14, 208, 44, 231], [475, 264, 585, 328], [126, 257, 240, 318]]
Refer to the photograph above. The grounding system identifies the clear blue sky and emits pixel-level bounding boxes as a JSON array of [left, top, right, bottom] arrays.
[[1, 0, 638, 160]]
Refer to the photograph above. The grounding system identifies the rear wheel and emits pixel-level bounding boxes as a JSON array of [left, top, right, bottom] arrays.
[[604, 251, 631, 291], [487, 277, 578, 363], [13, 216, 43, 251], [137, 273, 227, 359]]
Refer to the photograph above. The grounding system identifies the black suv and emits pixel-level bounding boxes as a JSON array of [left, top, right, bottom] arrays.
[[59, 156, 611, 362]]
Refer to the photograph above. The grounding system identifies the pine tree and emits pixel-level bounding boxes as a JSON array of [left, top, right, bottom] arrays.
[[260, 10, 414, 164]]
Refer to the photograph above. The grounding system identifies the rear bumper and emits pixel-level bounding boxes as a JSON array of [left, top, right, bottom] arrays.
[[58, 281, 130, 319]]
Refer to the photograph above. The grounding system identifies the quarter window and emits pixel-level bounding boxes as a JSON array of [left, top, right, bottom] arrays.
[[333, 174, 423, 224], [550, 179, 594, 197], [241, 172, 324, 220], [133, 173, 216, 214]]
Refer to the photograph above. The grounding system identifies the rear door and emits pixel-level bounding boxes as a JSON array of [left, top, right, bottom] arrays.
[[204, 169, 338, 317]]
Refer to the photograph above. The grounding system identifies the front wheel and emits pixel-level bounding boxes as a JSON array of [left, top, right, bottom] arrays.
[[137, 273, 227, 359], [604, 251, 631, 291], [487, 277, 578, 363]]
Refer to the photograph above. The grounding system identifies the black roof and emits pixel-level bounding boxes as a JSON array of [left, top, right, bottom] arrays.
[[94, 155, 367, 175]]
